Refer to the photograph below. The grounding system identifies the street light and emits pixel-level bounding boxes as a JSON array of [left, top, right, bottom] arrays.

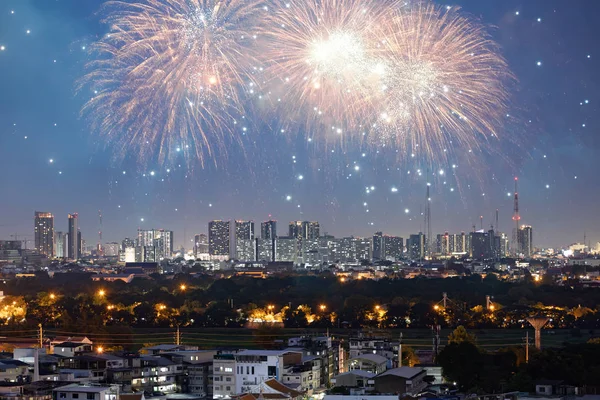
[[320, 304, 327, 312], [179, 284, 187, 291], [49, 293, 56, 300], [96, 346, 104, 354], [97, 289, 106, 297], [434, 304, 440, 311], [375, 305, 381, 311]]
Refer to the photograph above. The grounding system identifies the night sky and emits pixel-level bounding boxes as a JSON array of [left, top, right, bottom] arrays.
[[0, 0, 598, 249]]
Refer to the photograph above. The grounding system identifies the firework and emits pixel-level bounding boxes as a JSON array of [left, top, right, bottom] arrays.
[[371, 2, 515, 162], [80, 0, 265, 167], [261, 0, 399, 142]]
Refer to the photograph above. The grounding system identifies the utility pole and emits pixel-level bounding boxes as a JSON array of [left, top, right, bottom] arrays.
[[38, 324, 43, 348], [398, 332, 403, 367], [175, 325, 181, 346], [432, 325, 441, 358], [524, 331, 530, 363]]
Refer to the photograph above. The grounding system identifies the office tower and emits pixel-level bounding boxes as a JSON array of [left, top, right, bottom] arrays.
[[34, 211, 54, 257], [104, 242, 120, 257], [209, 220, 231, 257], [499, 233, 509, 257], [67, 213, 78, 260], [518, 225, 533, 258], [261, 220, 277, 240], [137, 229, 155, 247], [194, 234, 209, 256], [54, 231, 66, 258], [408, 233, 426, 260], [436, 232, 452, 256]]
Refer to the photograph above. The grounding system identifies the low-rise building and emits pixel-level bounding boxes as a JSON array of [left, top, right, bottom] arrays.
[[348, 355, 387, 375], [372, 367, 427, 395], [52, 384, 119, 400]]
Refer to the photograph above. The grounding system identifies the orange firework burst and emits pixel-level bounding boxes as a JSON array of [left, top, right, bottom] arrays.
[[80, 0, 265, 168], [261, 0, 401, 142], [371, 2, 515, 162]]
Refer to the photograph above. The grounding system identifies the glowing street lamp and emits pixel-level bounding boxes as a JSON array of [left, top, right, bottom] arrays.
[[179, 284, 187, 291], [97, 289, 106, 297], [319, 304, 327, 312], [96, 346, 104, 354], [433, 304, 440, 311], [49, 293, 56, 300]]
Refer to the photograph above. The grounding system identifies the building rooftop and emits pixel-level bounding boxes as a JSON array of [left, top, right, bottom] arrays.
[[237, 350, 300, 357], [375, 367, 424, 380], [349, 354, 388, 364], [334, 370, 376, 379], [53, 384, 114, 393]]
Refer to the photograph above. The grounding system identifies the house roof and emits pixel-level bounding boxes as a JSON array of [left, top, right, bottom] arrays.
[[376, 367, 425, 380], [334, 370, 376, 379], [120, 394, 144, 400], [55, 342, 89, 348], [263, 378, 304, 398], [237, 350, 301, 357], [53, 384, 113, 393], [349, 354, 388, 365]]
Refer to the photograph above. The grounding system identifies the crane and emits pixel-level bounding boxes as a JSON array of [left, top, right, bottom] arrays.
[[10, 234, 33, 249]]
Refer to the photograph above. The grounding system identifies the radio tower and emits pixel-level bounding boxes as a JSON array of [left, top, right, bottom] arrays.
[[425, 180, 432, 258], [97, 210, 103, 256], [512, 177, 520, 257]]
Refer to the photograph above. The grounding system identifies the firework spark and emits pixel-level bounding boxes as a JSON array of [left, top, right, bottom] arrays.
[[81, 0, 265, 167], [371, 2, 515, 162], [261, 0, 398, 141]]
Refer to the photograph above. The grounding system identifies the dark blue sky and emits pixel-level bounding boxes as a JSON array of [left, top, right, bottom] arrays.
[[0, 0, 598, 249]]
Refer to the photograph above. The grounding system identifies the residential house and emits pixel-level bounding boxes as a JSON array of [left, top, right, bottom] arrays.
[[348, 355, 387, 375], [372, 367, 427, 395], [330, 370, 375, 390], [51, 383, 119, 400], [53, 343, 92, 358]]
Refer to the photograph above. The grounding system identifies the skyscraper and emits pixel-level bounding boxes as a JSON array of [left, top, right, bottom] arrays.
[[233, 221, 255, 260], [518, 225, 533, 258], [209, 220, 230, 257], [372, 232, 384, 260], [373, 232, 403, 261], [34, 211, 54, 257], [261, 220, 277, 240], [67, 213, 78, 260], [54, 231, 66, 258], [408, 233, 426, 260], [194, 234, 209, 256], [288, 221, 320, 239]]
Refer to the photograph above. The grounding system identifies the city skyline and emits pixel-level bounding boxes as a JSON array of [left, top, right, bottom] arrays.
[[1, 0, 599, 248]]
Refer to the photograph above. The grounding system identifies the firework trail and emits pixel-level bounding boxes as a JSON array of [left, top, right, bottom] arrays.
[[81, 0, 265, 167]]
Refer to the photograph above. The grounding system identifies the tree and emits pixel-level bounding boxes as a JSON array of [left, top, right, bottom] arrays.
[[448, 325, 476, 345], [437, 341, 483, 391]]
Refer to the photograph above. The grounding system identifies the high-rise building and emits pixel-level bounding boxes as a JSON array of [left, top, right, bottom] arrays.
[[233, 221, 255, 260], [104, 242, 120, 257], [374, 232, 404, 261], [275, 237, 298, 262], [78, 230, 83, 258], [261, 220, 277, 240], [67, 213, 79, 260], [289, 221, 320, 239], [209, 220, 231, 257], [122, 238, 135, 251], [34, 212, 54, 257], [54, 231, 66, 258], [453, 232, 468, 254], [469, 230, 497, 260], [383, 236, 403, 260], [136, 229, 173, 260], [194, 234, 209, 256], [408, 233, 426, 260], [518, 225, 533, 258], [373, 232, 384, 260], [255, 238, 275, 262]]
